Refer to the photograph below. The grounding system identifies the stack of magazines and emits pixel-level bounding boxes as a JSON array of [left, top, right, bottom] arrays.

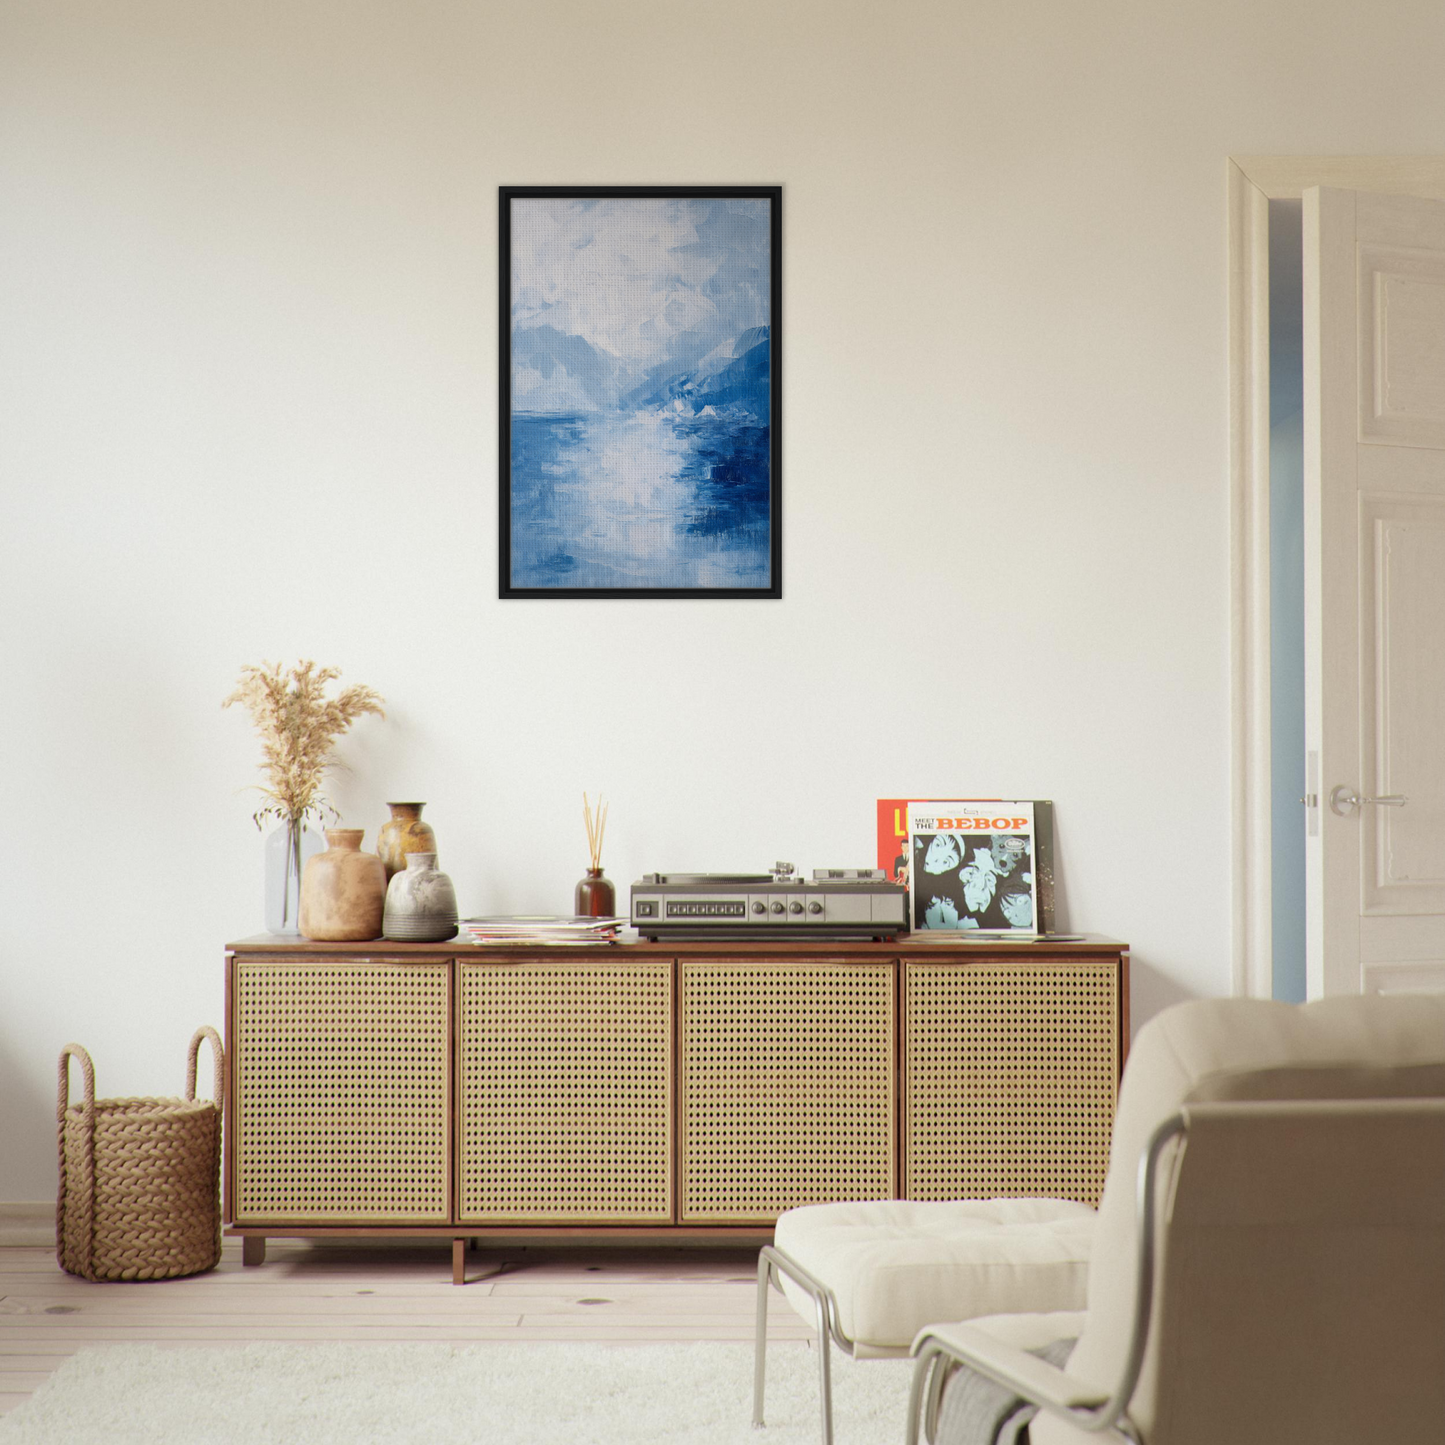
[[458, 915, 627, 946]]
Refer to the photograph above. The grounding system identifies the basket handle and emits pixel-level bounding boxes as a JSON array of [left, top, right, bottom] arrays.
[[185, 1026, 225, 1108], [57, 1043, 95, 1125], [56, 1043, 98, 1277]]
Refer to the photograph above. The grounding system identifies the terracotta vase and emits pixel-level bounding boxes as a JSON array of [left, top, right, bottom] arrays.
[[383, 853, 459, 942], [574, 867, 616, 918], [376, 802, 438, 881], [299, 829, 385, 941]]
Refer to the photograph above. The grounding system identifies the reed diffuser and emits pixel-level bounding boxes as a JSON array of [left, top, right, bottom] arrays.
[[575, 791, 616, 918]]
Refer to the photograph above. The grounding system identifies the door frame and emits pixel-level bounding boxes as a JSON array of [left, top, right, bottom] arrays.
[[1228, 156, 1445, 999]]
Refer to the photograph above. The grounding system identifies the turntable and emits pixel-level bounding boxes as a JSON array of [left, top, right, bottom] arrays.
[[630, 863, 906, 940]]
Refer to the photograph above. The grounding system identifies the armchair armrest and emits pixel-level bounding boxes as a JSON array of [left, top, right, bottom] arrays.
[[917, 1321, 1103, 1410], [906, 1322, 1124, 1445]]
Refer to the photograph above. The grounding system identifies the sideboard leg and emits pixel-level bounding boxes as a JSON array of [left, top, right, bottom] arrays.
[[452, 1237, 466, 1285], [241, 1236, 266, 1268]]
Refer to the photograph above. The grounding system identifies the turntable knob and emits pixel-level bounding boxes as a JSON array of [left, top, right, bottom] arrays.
[[789, 901, 804, 915], [770, 902, 785, 915], [752, 901, 766, 914], [808, 901, 823, 915]]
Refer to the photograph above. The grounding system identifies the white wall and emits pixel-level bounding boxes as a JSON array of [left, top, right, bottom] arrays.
[[3, 0, 1442, 1200]]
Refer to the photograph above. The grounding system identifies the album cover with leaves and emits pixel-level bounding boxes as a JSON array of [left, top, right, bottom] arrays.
[[888, 799, 1055, 934]]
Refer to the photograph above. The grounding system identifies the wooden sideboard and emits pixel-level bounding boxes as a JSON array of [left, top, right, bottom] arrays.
[[224, 935, 1129, 1281]]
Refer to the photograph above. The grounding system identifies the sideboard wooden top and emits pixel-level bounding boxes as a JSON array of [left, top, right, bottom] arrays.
[[228, 932, 1127, 958]]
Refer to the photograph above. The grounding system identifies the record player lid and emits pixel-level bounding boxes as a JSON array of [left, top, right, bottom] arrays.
[[646, 872, 772, 885]]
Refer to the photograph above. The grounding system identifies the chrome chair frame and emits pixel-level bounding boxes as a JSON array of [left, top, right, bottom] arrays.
[[753, 1243, 873, 1445], [904, 1114, 1186, 1445]]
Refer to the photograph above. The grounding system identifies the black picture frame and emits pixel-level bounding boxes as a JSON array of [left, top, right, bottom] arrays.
[[499, 185, 782, 599]]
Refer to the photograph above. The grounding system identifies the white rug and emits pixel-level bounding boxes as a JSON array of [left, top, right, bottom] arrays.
[[0, 1341, 914, 1444]]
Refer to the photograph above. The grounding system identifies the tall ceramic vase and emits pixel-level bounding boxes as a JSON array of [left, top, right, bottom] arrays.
[[264, 819, 324, 935], [376, 802, 438, 881], [299, 829, 385, 941]]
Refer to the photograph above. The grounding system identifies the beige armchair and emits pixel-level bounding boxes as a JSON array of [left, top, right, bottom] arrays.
[[907, 993, 1445, 1445]]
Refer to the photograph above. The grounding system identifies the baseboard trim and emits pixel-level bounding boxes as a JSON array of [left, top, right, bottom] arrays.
[[0, 1201, 54, 1247]]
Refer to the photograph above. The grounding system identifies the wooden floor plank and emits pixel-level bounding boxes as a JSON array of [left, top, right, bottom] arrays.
[[0, 1279, 501, 1300], [0, 1288, 767, 1318], [0, 1246, 762, 1278], [0, 1374, 47, 1392], [1, 1318, 804, 1338], [0, 1323, 812, 1354], [0, 1356, 71, 1372], [0, 1325, 800, 1344], [1, 1296, 524, 1318]]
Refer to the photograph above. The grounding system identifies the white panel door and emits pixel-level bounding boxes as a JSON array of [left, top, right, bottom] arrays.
[[1305, 187, 1445, 996]]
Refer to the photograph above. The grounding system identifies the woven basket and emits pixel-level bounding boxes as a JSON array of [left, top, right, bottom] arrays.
[[57, 1027, 224, 1282]]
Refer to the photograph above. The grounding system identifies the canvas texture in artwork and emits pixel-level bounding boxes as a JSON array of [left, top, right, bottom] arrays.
[[504, 192, 777, 595]]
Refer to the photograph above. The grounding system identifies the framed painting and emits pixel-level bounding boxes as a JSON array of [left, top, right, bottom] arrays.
[[499, 186, 782, 598]]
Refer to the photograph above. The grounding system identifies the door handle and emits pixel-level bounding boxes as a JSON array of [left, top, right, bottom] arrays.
[[1329, 785, 1408, 816]]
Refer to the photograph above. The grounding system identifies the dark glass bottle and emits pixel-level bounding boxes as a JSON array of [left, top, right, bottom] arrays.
[[574, 867, 616, 918]]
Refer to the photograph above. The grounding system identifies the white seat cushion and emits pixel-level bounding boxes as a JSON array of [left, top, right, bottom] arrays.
[[772, 1198, 1096, 1355]]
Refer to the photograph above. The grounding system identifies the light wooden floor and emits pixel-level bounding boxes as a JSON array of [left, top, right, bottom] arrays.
[[0, 1239, 812, 1416]]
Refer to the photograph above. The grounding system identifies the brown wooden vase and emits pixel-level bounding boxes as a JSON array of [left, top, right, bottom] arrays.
[[299, 829, 385, 941], [376, 802, 438, 881]]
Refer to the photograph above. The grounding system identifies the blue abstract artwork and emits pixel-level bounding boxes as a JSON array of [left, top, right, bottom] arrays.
[[501, 189, 780, 597]]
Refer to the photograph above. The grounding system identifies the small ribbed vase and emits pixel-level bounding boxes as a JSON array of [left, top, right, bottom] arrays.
[[299, 829, 385, 941], [383, 853, 459, 942], [376, 802, 438, 881]]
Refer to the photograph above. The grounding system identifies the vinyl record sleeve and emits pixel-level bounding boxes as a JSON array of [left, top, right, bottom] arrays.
[[877, 798, 1055, 933]]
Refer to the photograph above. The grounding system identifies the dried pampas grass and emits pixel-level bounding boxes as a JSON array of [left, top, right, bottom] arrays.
[[223, 660, 385, 828]]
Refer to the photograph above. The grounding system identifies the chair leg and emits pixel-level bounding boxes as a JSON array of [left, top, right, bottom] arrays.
[[814, 1290, 834, 1445], [905, 1346, 941, 1445], [752, 1251, 771, 1428], [924, 1349, 949, 1443], [752, 1244, 842, 1445]]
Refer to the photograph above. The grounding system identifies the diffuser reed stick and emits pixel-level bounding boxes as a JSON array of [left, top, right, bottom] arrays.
[[576, 792, 615, 918], [583, 791, 608, 870]]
